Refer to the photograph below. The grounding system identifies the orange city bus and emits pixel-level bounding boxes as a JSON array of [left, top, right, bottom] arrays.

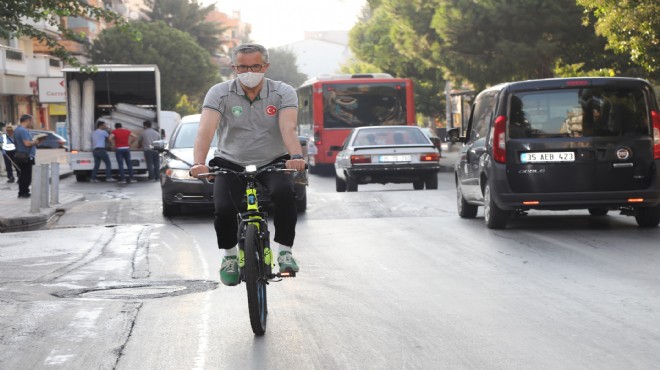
[[296, 73, 416, 172]]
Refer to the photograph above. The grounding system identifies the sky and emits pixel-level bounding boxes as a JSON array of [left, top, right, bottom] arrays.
[[202, 0, 367, 48]]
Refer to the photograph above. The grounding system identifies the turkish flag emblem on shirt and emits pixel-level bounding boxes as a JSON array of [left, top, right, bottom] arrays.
[[265, 105, 277, 116]]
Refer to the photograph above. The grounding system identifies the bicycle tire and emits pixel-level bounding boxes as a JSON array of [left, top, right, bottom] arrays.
[[244, 223, 268, 335]]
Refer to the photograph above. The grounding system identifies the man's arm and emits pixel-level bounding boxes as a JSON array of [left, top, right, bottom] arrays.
[[279, 108, 306, 171], [20, 131, 41, 147], [190, 109, 220, 177]]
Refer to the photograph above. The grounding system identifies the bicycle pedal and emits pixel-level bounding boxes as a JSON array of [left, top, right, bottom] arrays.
[[277, 270, 296, 278]]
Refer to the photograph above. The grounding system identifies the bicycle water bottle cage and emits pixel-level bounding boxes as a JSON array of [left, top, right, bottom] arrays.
[[248, 194, 257, 205]]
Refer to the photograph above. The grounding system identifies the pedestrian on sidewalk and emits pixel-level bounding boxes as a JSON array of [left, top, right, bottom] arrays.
[[139, 120, 161, 181], [90, 120, 114, 182], [1, 124, 17, 183], [109, 122, 137, 183], [14, 114, 45, 198]]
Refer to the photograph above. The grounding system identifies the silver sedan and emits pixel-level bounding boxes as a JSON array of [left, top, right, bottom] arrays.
[[333, 125, 441, 192]]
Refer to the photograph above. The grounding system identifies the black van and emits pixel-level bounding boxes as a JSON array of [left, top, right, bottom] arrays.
[[447, 77, 660, 229]]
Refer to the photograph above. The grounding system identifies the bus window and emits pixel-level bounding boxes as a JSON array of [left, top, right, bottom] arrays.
[[323, 83, 407, 128]]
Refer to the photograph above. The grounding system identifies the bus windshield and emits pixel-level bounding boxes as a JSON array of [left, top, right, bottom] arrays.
[[323, 83, 408, 128]]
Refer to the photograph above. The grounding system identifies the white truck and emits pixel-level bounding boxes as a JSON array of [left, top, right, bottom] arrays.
[[63, 64, 164, 182]]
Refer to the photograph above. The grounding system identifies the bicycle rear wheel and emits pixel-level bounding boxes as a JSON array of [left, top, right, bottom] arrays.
[[244, 223, 268, 335]]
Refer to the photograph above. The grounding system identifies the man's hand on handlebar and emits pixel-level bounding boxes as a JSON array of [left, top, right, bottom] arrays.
[[190, 164, 209, 179], [285, 158, 306, 172]]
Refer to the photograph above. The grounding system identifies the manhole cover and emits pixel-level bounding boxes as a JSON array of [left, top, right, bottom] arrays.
[[53, 280, 218, 300]]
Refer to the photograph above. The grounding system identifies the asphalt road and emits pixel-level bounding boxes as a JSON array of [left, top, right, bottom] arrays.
[[1, 172, 659, 369]]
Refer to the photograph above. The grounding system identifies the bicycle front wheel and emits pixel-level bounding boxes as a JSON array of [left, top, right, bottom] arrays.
[[244, 223, 268, 335]]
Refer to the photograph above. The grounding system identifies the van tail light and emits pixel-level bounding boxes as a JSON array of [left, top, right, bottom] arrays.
[[652, 110, 660, 160], [493, 115, 507, 163], [350, 155, 371, 164], [420, 153, 440, 162]]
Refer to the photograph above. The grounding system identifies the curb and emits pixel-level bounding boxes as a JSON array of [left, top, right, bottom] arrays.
[[0, 170, 83, 233]]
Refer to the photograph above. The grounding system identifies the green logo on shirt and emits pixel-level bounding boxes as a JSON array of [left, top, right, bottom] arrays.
[[231, 106, 243, 117]]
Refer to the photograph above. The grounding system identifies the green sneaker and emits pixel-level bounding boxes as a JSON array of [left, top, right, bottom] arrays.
[[277, 251, 299, 273], [219, 256, 240, 286]]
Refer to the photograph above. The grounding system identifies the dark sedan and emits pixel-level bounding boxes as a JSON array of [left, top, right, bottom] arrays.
[[333, 126, 441, 192], [155, 114, 308, 217]]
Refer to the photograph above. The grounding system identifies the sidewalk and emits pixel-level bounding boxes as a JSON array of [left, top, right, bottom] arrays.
[[0, 150, 84, 233]]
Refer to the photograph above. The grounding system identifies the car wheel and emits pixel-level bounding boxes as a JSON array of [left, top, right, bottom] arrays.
[[335, 176, 347, 192], [162, 202, 180, 217], [457, 183, 478, 219], [635, 205, 660, 228], [346, 177, 358, 192], [425, 174, 438, 190], [413, 181, 424, 190], [588, 208, 608, 216], [484, 182, 509, 229]]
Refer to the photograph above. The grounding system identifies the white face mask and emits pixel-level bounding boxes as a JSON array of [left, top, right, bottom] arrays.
[[237, 72, 265, 88]]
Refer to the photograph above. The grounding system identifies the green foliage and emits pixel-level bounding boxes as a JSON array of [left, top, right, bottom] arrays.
[[143, 0, 225, 53], [576, 0, 659, 76], [0, 0, 130, 67], [553, 62, 614, 78], [348, 1, 446, 118], [266, 48, 308, 88], [90, 21, 218, 110], [430, 0, 617, 89], [175, 95, 200, 116]]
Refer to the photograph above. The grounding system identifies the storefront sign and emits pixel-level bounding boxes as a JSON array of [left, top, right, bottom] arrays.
[[38, 77, 66, 103]]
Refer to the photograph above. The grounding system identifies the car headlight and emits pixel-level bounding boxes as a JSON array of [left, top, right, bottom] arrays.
[[167, 168, 195, 180]]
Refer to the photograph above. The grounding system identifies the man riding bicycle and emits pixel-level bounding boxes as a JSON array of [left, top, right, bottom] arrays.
[[190, 43, 306, 286]]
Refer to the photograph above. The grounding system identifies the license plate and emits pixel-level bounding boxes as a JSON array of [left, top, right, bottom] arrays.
[[520, 151, 575, 163], [379, 155, 411, 162]]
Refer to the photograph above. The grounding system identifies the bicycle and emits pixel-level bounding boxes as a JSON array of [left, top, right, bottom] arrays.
[[198, 162, 299, 335]]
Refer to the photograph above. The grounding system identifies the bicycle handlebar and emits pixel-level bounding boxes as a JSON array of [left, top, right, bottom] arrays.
[[196, 163, 297, 179]]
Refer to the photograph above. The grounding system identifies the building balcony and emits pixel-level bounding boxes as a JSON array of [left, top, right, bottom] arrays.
[[0, 45, 27, 76], [27, 54, 63, 77]]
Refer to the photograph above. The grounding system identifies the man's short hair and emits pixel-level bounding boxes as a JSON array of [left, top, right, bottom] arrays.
[[115, 122, 122, 129], [19, 114, 32, 122], [231, 43, 269, 64], [97, 120, 106, 128], [143, 120, 152, 128], [5, 124, 15, 131]]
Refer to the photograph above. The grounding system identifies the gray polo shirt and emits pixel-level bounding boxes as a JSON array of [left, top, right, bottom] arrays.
[[202, 78, 298, 167]]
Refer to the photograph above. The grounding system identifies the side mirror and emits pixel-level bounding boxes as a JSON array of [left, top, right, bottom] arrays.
[[152, 140, 167, 153], [445, 128, 467, 143], [329, 145, 343, 151]]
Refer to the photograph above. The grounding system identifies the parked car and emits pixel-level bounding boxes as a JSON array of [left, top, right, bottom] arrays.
[[155, 114, 308, 217], [333, 125, 441, 192], [29, 130, 68, 150], [446, 77, 660, 229]]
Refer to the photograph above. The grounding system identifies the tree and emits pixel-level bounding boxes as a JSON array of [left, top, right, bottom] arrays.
[[90, 21, 218, 109], [576, 0, 660, 76], [431, 0, 617, 89], [0, 0, 131, 67], [266, 48, 308, 88], [348, 1, 446, 119], [143, 0, 225, 53]]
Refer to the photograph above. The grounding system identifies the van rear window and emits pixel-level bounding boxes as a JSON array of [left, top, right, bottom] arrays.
[[509, 87, 650, 138]]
